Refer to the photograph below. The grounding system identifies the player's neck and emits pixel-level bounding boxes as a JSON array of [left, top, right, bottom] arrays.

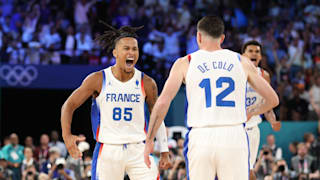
[[199, 43, 222, 52], [111, 66, 135, 82]]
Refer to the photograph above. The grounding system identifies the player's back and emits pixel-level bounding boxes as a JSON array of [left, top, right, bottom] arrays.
[[185, 49, 247, 127]]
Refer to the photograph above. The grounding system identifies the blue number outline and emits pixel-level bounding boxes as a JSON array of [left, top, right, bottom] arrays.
[[199, 77, 235, 108]]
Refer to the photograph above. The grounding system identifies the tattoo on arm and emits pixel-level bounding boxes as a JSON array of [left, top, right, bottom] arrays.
[[147, 80, 158, 113]]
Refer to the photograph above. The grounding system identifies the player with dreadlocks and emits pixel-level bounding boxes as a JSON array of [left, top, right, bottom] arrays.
[[61, 22, 171, 180]]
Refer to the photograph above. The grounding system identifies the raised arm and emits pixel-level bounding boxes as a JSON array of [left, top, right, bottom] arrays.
[[61, 71, 102, 159], [144, 57, 188, 167], [144, 74, 171, 169], [241, 56, 279, 118]]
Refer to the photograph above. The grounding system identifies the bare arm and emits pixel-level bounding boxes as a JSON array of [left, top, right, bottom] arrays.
[[146, 57, 188, 142], [61, 71, 102, 158], [261, 70, 278, 123], [242, 56, 279, 117], [144, 75, 169, 153]]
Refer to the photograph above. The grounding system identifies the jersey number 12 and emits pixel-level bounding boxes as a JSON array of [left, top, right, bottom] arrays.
[[199, 77, 235, 108]]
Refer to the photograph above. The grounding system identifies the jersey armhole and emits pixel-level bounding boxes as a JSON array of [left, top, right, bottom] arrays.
[[141, 72, 146, 97], [95, 70, 106, 99], [187, 54, 191, 62], [237, 53, 241, 61]]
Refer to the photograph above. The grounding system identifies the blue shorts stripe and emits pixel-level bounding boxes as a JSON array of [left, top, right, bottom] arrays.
[[243, 123, 250, 180], [91, 142, 101, 180], [183, 128, 192, 180]]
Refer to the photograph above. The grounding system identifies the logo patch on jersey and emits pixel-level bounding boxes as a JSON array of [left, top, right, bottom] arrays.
[[135, 80, 140, 89]]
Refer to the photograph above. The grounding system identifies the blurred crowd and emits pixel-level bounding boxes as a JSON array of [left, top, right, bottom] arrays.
[[1, 128, 320, 180], [0, 131, 92, 180], [1, 0, 320, 179], [1, 0, 320, 121]]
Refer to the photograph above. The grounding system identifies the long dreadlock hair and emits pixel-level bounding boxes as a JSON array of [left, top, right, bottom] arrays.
[[95, 20, 144, 53]]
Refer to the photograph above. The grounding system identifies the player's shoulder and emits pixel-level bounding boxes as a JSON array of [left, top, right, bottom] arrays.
[[142, 73, 157, 87], [142, 72, 158, 96], [261, 68, 270, 77], [173, 55, 190, 68], [81, 70, 104, 89], [86, 70, 103, 81], [259, 67, 271, 80]]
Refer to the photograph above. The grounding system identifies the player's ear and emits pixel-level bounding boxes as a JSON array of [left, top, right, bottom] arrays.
[[220, 34, 225, 44], [197, 31, 201, 45], [112, 49, 117, 58]]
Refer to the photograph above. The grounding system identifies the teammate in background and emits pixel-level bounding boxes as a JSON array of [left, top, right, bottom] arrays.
[[144, 15, 279, 179], [61, 23, 171, 180], [242, 40, 281, 180]]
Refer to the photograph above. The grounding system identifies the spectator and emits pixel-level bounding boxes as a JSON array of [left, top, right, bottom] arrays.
[[74, 0, 96, 32], [0, 151, 14, 180], [21, 147, 39, 173], [291, 143, 315, 179], [75, 26, 93, 56], [289, 141, 299, 158], [309, 74, 320, 121], [286, 86, 309, 121], [34, 134, 50, 168], [167, 158, 186, 180], [38, 172, 49, 180], [1, 133, 24, 180], [288, 37, 304, 79], [153, 26, 184, 68], [265, 134, 283, 160], [62, 26, 76, 64], [48, 158, 76, 180], [314, 45, 320, 69], [49, 130, 67, 158], [25, 35, 42, 65], [254, 147, 275, 179], [42, 26, 61, 50], [270, 159, 292, 180], [24, 136, 35, 152], [21, 164, 38, 180], [40, 146, 61, 174], [22, 5, 40, 44]]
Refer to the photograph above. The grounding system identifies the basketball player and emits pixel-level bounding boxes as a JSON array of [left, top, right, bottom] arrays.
[[242, 40, 281, 180], [144, 16, 279, 179], [61, 23, 171, 180]]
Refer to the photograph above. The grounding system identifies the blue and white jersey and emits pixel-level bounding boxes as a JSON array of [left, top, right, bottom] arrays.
[[185, 49, 247, 127], [246, 67, 264, 128], [91, 67, 147, 144]]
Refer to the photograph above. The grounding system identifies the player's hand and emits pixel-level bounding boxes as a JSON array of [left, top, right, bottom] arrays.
[[271, 121, 281, 131], [159, 152, 172, 170], [246, 110, 253, 121], [144, 140, 154, 168], [63, 134, 86, 159]]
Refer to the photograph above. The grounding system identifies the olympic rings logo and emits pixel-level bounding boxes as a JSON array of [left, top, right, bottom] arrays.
[[0, 65, 38, 86]]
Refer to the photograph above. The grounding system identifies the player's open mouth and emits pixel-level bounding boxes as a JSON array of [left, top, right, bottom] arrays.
[[250, 58, 257, 62], [126, 59, 134, 67]]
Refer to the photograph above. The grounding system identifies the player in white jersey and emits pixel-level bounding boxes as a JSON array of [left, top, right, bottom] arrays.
[[144, 16, 279, 180], [242, 40, 281, 180], [60, 24, 171, 180]]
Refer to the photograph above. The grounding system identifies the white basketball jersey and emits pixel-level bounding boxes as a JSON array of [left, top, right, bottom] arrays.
[[91, 67, 147, 144], [246, 67, 264, 128], [185, 49, 247, 127]]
